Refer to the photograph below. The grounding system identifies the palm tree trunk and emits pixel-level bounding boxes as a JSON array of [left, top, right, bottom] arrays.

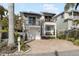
[[8, 3, 15, 47], [74, 24, 78, 40], [75, 28, 77, 40]]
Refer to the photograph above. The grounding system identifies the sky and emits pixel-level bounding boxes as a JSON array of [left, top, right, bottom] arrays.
[[0, 3, 65, 15]]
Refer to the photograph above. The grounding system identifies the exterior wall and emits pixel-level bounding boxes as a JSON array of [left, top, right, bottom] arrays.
[[22, 15, 41, 40], [64, 12, 73, 30], [56, 15, 68, 34], [68, 20, 73, 30], [41, 15, 57, 38], [56, 11, 79, 34], [64, 12, 70, 19]]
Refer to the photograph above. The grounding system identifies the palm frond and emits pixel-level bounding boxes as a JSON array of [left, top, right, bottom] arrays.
[[64, 3, 75, 11], [64, 3, 70, 11], [75, 3, 79, 10]]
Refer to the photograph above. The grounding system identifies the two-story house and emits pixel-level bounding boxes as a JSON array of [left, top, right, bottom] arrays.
[[20, 12, 56, 40], [20, 12, 41, 40], [54, 10, 79, 35]]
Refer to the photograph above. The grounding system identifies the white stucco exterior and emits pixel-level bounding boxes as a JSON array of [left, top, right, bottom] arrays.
[[21, 12, 56, 40], [43, 22, 56, 38]]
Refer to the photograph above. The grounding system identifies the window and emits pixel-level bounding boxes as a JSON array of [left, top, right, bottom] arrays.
[[45, 25, 55, 35], [45, 16, 52, 22], [46, 25, 51, 31], [29, 17, 36, 25]]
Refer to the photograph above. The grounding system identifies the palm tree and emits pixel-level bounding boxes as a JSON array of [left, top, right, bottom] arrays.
[[8, 3, 15, 48], [64, 3, 75, 11], [64, 3, 75, 19]]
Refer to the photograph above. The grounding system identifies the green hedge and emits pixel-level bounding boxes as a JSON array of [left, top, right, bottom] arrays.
[[0, 30, 8, 33], [57, 34, 66, 39], [73, 39, 79, 46], [67, 38, 75, 42]]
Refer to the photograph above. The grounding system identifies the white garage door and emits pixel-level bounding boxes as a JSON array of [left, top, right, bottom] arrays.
[[27, 29, 41, 40]]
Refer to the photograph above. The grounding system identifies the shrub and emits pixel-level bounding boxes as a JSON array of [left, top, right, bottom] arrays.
[[14, 32, 19, 40], [68, 29, 79, 39], [67, 38, 75, 42], [73, 39, 79, 46], [20, 40, 29, 52], [57, 34, 66, 39]]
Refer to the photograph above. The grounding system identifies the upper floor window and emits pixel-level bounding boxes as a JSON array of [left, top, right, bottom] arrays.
[[45, 16, 52, 22], [29, 17, 36, 25]]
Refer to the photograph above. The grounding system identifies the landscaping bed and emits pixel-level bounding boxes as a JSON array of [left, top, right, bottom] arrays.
[[0, 41, 31, 56]]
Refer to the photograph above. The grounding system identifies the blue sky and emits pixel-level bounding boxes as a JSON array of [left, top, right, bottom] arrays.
[[0, 3, 65, 14]]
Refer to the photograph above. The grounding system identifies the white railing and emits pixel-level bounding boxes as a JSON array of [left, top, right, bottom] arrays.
[[74, 16, 79, 20], [45, 19, 55, 22], [25, 25, 40, 30], [45, 30, 54, 35], [69, 16, 79, 20]]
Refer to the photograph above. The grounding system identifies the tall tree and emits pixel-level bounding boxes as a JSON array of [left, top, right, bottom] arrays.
[[8, 3, 15, 48]]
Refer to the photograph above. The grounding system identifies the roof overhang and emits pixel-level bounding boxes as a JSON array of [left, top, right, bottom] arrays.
[[20, 12, 41, 17]]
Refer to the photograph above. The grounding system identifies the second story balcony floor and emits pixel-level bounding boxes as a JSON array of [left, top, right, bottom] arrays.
[[70, 16, 79, 20], [44, 19, 56, 22], [65, 16, 79, 20]]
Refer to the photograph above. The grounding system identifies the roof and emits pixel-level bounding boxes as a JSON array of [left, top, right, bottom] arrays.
[[54, 10, 79, 18], [20, 11, 41, 17], [42, 12, 56, 16], [53, 12, 64, 18]]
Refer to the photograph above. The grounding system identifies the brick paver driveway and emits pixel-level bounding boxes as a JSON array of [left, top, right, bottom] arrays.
[[27, 39, 79, 54]]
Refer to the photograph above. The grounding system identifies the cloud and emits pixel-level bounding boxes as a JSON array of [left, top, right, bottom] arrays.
[[42, 4, 59, 14]]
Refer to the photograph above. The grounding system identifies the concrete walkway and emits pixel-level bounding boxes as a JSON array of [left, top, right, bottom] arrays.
[[26, 39, 79, 54]]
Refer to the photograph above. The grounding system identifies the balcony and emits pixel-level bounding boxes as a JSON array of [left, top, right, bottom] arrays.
[[73, 16, 79, 20], [45, 19, 55, 22], [25, 24, 40, 30], [44, 22, 56, 25], [65, 16, 79, 20]]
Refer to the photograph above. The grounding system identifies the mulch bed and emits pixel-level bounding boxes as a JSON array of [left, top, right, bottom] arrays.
[[0, 43, 31, 56], [0, 45, 17, 54]]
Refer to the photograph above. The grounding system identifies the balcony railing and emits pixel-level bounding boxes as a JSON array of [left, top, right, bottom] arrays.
[[45, 19, 55, 22], [45, 30, 54, 35], [25, 24, 40, 29], [67, 16, 79, 20]]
